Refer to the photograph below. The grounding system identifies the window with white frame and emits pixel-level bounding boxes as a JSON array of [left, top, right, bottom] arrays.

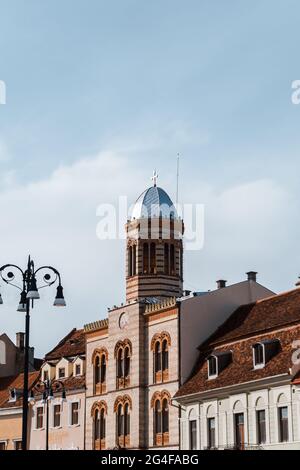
[[71, 402, 79, 426], [58, 367, 65, 379], [188, 409, 197, 450], [253, 343, 264, 368], [189, 420, 197, 450], [252, 340, 280, 369], [36, 406, 44, 429], [278, 406, 289, 442], [255, 397, 267, 445], [207, 356, 217, 378], [53, 404, 61, 428]]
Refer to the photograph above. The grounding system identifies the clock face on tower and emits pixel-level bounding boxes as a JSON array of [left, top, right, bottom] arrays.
[[119, 312, 129, 330]]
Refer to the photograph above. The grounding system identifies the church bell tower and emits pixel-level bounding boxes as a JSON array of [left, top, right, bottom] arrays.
[[125, 172, 184, 303]]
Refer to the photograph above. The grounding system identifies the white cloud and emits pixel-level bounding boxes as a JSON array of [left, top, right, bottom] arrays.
[[0, 147, 297, 356]]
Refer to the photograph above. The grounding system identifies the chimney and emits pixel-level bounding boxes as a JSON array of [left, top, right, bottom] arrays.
[[295, 277, 300, 287], [216, 280, 227, 289], [247, 271, 257, 282], [16, 332, 25, 351]]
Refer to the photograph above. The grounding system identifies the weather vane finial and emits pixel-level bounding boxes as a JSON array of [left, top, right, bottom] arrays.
[[151, 169, 158, 187]]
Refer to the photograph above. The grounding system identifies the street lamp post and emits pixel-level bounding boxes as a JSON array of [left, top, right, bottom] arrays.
[[0, 255, 66, 451], [29, 379, 67, 451]]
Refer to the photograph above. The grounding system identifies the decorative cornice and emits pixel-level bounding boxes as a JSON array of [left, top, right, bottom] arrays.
[[144, 297, 177, 314], [84, 319, 108, 333]]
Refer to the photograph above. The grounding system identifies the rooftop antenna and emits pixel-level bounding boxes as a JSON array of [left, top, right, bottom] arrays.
[[176, 154, 180, 206]]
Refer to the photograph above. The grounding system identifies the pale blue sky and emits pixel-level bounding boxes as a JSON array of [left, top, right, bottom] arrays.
[[0, 1, 299, 355]]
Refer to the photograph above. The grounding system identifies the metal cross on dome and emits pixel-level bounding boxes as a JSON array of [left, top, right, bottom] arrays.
[[151, 170, 158, 187]]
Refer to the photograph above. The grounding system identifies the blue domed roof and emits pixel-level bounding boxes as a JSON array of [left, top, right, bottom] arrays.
[[130, 186, 178, 220]]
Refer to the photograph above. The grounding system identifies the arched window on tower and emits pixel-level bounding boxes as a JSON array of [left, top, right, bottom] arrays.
[[128, 246, 133, 277], [115, 341, 132, 389], [152, 333, 171, 383], [132, 245, 136, 276], [150, 242, 156, 274], [170, 244, 175, 275], [164, 244, 169, 275], [162, 339, 169, 381], [143, 243, 149, 274]]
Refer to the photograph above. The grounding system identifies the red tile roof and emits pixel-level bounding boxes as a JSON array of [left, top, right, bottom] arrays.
[[175, 288, 300, 398], [201, 288, 300, 348], [45, 328, 85, 360], [0, 371, 40, 408]]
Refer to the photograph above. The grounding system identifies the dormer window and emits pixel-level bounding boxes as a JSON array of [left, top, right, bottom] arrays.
[[253, 343, 264, 368], [207, 351, 232, 379], [252, 340, 280, 370], [43, 370, 49, 381], [58, 368, 65, 379], [208, 356, 218, 378], [75, 364, 81, 376]]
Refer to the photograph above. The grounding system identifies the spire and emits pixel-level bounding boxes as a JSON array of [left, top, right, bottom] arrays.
[[151, 170, 158, 187]]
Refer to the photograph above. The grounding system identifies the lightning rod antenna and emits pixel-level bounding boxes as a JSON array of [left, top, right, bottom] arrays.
[[176, 153, 180, 207]]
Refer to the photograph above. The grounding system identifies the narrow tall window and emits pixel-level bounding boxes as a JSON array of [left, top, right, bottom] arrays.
[[170, 244, 175, 275], [53, 404, 61, 428], [128, 247, 133, 277], [101, 355, 106, 384], [36, 407, 44, 429], [234, 413, 245, 450], [150, 243, 156, 274], [208, 356, 217, 378], [124, 347, 130, 378], [71, 402, 79, 426], [117, 349, 124, 379], [124, 403, 130, 446], [189, 420, 197, 450], [257, 410, 266, 444], [155, 342, 162, 380], [153, 397, 169, 446], [253, 343, 264, 367], [95, 409, 100, 442], [93, 404, 107, 450], [155, 400, 162, 434], [162, 398, 169, 434], [207, 417, 216, 449], [143, 243, 149, 274], [132, 245, 136, 275], [279, 407, 289, 442], [164, 244, 169, 275], [100, 408, 106, 441]]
